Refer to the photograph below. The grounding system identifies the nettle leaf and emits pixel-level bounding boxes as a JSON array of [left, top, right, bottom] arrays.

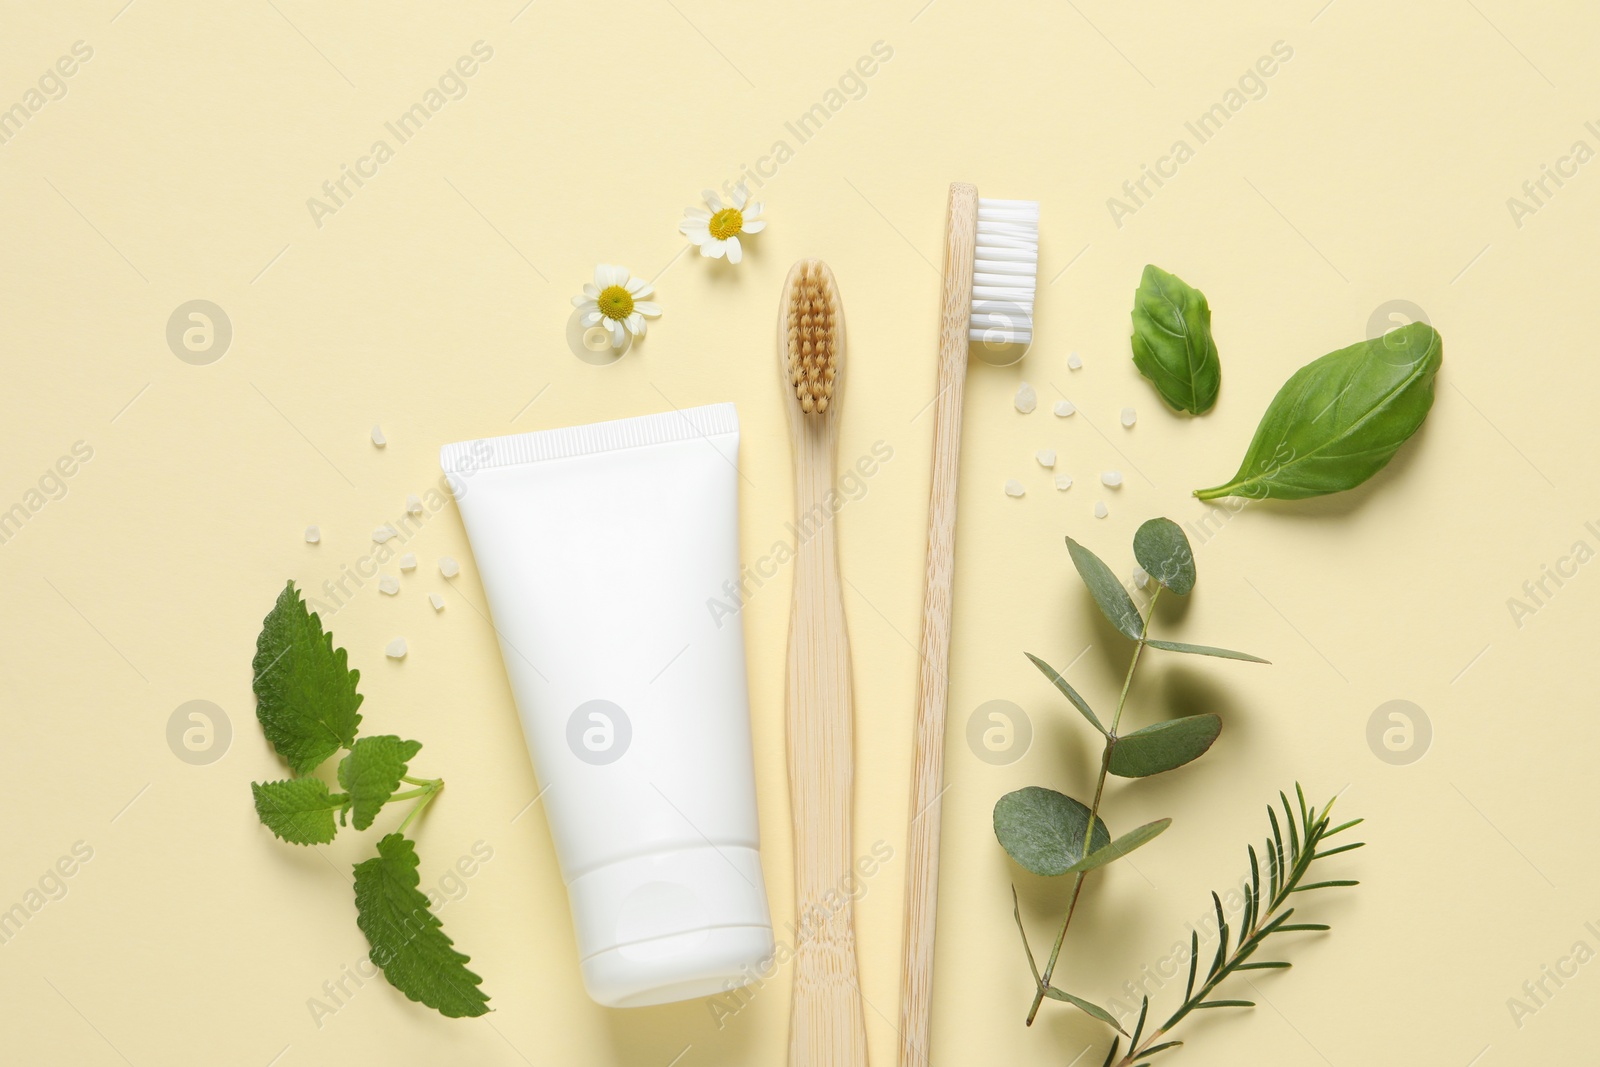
[[1145, 639, 1268, 663], [252, 778, 347, 845], [1025, 652, 1105, 734], [338, 736, 423, 831], [1109, 715, 1222, 778], [1132, 518, 1196, 596], [1066, 537, 1143, 641], [1065, 818, 1173, 873], [994, 787, 1111, 877], [1195, 322, 1442, 501], [354, 834, 490, 1018], [1131, 265, 1221, 415], [253, 581, 363, 775]]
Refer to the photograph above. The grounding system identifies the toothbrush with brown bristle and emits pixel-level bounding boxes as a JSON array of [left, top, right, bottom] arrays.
[[899, 186, 1039, 1067], [779, 259, 869, 1067]]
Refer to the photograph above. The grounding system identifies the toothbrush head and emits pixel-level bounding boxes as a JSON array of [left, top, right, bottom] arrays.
[[783, 259, 841, 416], [970, 198, 1039, 350]]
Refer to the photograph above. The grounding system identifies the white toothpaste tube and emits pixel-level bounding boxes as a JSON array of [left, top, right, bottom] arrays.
[[441, 402, 773, 1007]]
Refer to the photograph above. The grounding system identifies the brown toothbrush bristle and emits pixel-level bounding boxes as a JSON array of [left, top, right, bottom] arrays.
[[786, 262, 836, 415]]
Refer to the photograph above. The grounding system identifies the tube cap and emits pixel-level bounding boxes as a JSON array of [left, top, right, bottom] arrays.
[[567, 845, 774, 1008]]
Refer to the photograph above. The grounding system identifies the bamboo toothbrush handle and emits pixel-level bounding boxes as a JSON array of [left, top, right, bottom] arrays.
[[788, 426, 870, 1067], [898, 182, 978, 1067]]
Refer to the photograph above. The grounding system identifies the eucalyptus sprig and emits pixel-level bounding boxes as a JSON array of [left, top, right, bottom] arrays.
[[994, 518, 1361, 1063]]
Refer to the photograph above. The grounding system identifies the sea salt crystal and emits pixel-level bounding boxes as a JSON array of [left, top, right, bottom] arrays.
[[1054, 400, 1075, 417], [1101, 471, 1124, 488], [1055, 474, 1073, 491], [1004, 479, 1026, 498], [399, 553, 417, 571], [371, 425, 386, 447], [1121, 407, 1137, 428], [1067, 352, 1083, 370], [1036, 449, 1056, 468], [385, 637, 407, 659], [1014, 383, 1037, 414], [1094, 501, 1109, 518], [304, 525, 320, 544], [439, 556, 460, 578], [374, 525, 398, 543], [379, 574, 400, 595], [429, 593, 445, 611], [406, 494, 423, 516]]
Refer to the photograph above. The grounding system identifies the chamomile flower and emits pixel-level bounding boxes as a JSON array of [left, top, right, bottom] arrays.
[[679, 184, 766, 263], [570, 264, 661, 348]]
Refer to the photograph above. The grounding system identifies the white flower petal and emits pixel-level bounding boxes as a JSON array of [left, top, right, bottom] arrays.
[[701, 238, 727, 259], [630, 280, 655, 299], [744, 202, 764, 220], [680, 219, 711, 241], [583, 283, 600, 298], [581, 310, 602, 326], [742, 219, 766, 233], [725, 235, 742, 264], [683, 207, 710, 222], [701, 189, 723, 212], [609, 319, 627, 346], [627, 312, 645, 335], [592, 264, 608, 288], [571, 294, 592, 308], [634, 301, 662, 317]]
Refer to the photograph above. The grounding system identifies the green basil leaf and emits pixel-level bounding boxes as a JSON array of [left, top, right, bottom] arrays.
[[1025, 652, 1105, 734], [1132, 518, 1196, 596], [1042, 987, 1129, 1033], [1131, 265, 1220, 415], [1066, 537, 1143, 641], [993, 786, 1111, 876], [1064, 817, 1172, 873], [1195, 322, 1442, 500], [1109, 714, 1222, 778], [1144, 639, 1268, 663]]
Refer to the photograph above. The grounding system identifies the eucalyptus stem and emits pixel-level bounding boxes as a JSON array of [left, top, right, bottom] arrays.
[[1026, 587, 1161, 1026]]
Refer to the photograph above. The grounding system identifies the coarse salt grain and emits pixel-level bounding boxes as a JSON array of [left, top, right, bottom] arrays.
[[1121, 407, 1137, 428], [371, 425, 386, 448], [304, 525, 320, 544], [374, 525, 398, 543], [1094, 501, 1109, 518], [1036, 449, 1056, 468], [1054, 400, 1075, 417], [1004, 479, 1026, 498], [385, 637, 407, 659], [379, 574, 400, 595], [429, 593, 444, 611], [399, 553, 417, 571], [406, 494, 423, 516], [1067, 352, 1083, 370], [1101, 471, 1124, 488], [1055, 474, 1073, 491], [1014, 383, 1037, 414], [439, 556, 460, 578]]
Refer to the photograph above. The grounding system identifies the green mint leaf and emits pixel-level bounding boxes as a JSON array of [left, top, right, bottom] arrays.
[[1025, 652, 1105, 734], [338, 736, 423, 831], [1064, 817, 1172, 873], [1132, 517, 1196, 596], [252, 581, 363, 775], [1195, 322, 1442, 501], [252, 778, 347, 845], [1145, 639, 1269, 663], [1131, 264, 1221, 415], [1065, 537, 1143, 641], [1109, 714, 1222, 778], [354, 833, 490, 1018], [993, 786, 1110, 877]]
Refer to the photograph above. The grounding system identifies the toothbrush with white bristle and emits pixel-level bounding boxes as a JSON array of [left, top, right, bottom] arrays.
[[898, 185, 1039, 1067]]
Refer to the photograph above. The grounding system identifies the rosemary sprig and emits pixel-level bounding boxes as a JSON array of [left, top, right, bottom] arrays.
[[1104, 785, 1364, 1067]]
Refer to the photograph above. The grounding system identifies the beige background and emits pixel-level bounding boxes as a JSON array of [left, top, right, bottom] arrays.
[[2, 1, 1596, 1064]]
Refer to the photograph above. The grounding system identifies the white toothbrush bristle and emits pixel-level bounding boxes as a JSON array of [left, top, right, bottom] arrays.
[[971, 197, 1038, 346]]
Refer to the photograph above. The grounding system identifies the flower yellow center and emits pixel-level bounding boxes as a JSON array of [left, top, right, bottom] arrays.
[[709, 207, 744, 241], [597, 284, 634, 321]]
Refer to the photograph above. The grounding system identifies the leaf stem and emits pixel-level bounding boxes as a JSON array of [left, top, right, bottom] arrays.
[[396, 778, 444, 834], [1026, 588, 1160, 1025]]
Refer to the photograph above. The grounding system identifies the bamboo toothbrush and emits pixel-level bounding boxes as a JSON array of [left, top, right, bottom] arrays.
[[780, 259, 870, 1067], [898, 186, 1039, 1067]]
